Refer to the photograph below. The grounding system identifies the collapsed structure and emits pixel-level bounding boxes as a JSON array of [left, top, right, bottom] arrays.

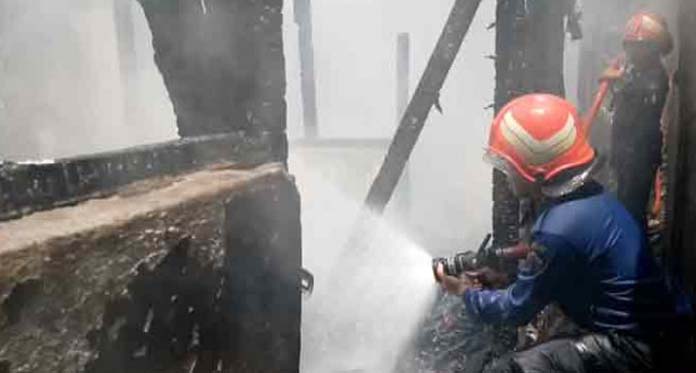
[[0, 1, 300, 372], [0, 0, 695, 372]]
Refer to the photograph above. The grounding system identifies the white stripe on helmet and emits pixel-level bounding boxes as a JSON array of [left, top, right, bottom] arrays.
[[501, 111, 577, 166]]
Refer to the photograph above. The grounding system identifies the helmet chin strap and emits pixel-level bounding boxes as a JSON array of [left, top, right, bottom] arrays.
[[541, 156, 605, 199]]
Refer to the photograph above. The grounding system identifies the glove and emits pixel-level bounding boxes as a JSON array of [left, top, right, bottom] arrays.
[[599, 64, 623, 81], [599, 56, 625, 82]]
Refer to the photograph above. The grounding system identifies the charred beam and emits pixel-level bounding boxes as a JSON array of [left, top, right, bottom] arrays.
[[669, 0, 696, 292], [0, 133, 281, 222], [492, 0, 568, 247]]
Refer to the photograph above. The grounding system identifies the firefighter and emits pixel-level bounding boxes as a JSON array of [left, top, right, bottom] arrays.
[[435, 94, 692, 372], [604, 12, 673, 228]]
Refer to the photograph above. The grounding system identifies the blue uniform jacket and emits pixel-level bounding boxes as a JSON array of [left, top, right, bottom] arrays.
[[463, 183, 690, 337]]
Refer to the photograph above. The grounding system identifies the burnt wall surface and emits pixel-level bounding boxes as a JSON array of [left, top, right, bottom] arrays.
[[670, 0, 696, 292], [0, 164, 301, 373], [492, 0, 570, 247], [0, 133, 281, 223], [137, 0, 287, 161]]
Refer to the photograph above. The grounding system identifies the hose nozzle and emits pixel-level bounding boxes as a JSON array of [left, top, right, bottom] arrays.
[[432, 252, 479, 282], [432, 233, 493, 282]]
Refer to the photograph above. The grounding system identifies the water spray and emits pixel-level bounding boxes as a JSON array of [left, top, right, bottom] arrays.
[[432, 234, 491, 280]]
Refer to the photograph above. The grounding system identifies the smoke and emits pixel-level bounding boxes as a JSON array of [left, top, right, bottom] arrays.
[[284, 0, 495, 255], [292, 151, 437, 372], [0, 0, 496, 249], [0, 0, 176, 161], [0, 0, 500, 370], [285, 1, 497, 371]]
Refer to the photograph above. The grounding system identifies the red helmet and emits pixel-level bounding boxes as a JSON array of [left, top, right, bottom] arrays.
[[623, 12, 673, 55], [486, 94, 595, 183]]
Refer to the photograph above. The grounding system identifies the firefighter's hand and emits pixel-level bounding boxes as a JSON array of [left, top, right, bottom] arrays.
[[435, 263, 479, 295], [599, 64, 623, 81], [465, 268, 510, 289]]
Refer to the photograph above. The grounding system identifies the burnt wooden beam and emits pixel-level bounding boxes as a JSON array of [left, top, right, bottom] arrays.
[[0, 133, 283, 222], [669, 0, 696, 292], [492, 0, 569, 247]]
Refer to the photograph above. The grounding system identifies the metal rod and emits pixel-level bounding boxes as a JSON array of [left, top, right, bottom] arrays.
[[396, 33, 411, 123], [395, 32, 412, 217], [294, 0, 319, 138]]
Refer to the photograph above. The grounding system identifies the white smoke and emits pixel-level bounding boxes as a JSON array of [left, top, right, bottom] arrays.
[[0, 0, 176, 161]]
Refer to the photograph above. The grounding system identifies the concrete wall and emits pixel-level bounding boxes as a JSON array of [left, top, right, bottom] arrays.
[[668, 0, 696, 292], [0, 164, 301, 373]]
